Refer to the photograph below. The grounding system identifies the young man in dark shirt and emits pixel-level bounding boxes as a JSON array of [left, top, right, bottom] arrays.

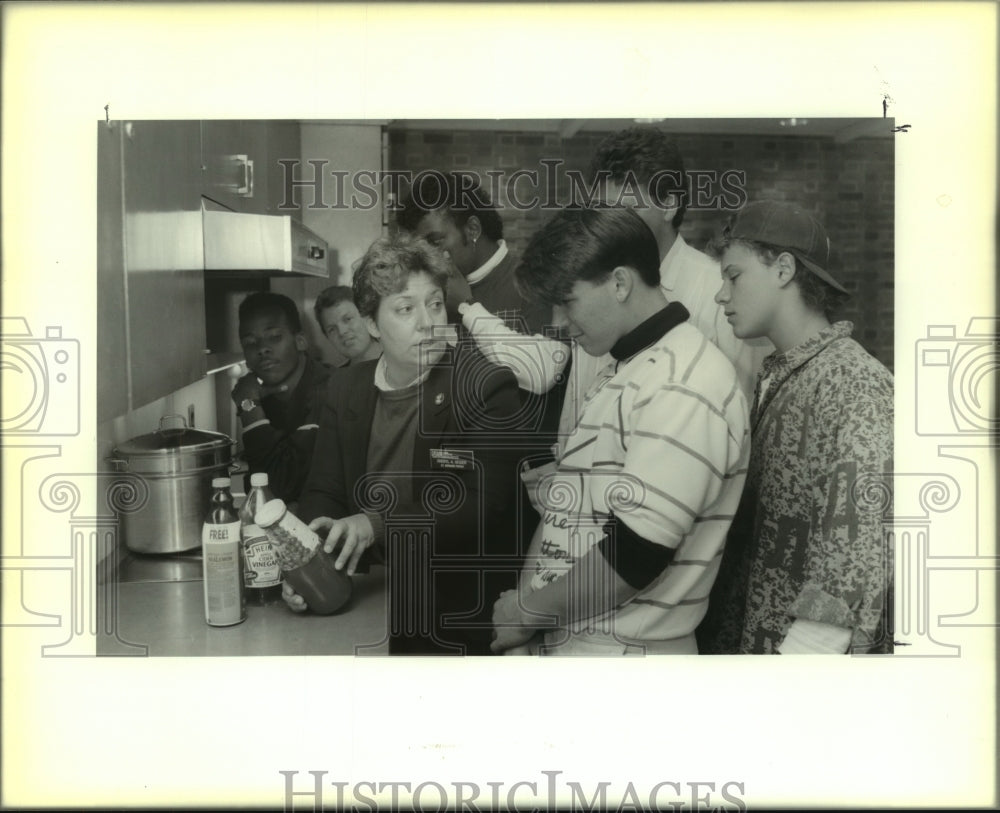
[[396, 171, 550, 334], [232, 292, 331, 505], [395, 172, 565, 403], [397, 172, 568, 554]]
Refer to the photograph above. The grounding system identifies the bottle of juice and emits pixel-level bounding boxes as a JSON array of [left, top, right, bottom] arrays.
[[239, 473, 282, 605], [202, 477, 246, 626], [255, 499, 352, 615]]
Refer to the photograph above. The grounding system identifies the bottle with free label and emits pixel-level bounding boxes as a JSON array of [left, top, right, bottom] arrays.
[[202, 477, 247, 626], [239, 473, 283, 605]]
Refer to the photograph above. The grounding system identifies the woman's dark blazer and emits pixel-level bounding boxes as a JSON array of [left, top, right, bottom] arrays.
[[297, 340, 526, 654]]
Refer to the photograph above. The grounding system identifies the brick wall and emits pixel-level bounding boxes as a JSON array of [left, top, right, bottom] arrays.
[[387, 127, 894, 370]]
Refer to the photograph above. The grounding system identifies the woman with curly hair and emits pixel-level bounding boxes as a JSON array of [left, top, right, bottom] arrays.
[[287, 232, 526, 655]]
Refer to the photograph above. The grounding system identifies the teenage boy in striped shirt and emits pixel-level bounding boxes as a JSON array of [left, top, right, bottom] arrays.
[[490, 205, 750, 656], [557, 127, 773, 446]]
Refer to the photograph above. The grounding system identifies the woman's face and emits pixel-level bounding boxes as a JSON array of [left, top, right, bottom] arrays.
[[366, 271, 448, 384]]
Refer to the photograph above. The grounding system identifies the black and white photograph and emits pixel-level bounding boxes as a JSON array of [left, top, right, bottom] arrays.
[[2, 2, 996, 810], [94, 117, 896, 661]]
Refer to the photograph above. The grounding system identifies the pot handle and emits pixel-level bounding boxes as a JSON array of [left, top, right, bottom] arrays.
[[107, 457, 129, 473], [158, 414, 188, 436]]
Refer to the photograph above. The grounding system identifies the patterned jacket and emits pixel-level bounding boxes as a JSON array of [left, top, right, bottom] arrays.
[[698, 322, 894, 654]]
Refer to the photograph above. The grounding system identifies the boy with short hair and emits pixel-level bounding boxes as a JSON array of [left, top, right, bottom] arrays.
[[396, 171, 549, 334], [313, 285, 382, 366], [555, 126, 772, 435], [233, 292, 331, 505], [395, 171, 566, 401], [697, 200, 893, 655], [490, 206, 750, 656]]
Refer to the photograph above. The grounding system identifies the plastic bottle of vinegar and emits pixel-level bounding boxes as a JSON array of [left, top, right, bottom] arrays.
[[202, 477, 247, 626]]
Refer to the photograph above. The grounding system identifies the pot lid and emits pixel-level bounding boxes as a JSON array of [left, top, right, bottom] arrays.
[[114, 415, 232, 457]]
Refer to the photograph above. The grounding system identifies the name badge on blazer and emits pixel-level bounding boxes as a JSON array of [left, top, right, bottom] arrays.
[[430, 448, 475, 472]]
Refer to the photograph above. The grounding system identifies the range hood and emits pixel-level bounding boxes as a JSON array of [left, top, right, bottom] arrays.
[[202, 206, 330, 278]]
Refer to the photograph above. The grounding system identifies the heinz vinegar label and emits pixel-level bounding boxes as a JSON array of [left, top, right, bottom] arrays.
[[202, 520, 246, 626], [242, 525, 282, 589]]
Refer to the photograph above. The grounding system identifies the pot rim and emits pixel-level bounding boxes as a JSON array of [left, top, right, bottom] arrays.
[[112, 414, 233, 459]]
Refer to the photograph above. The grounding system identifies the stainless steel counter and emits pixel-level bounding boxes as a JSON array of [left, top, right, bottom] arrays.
[[98, 565, 390, 657], [115, 550, 205, 584]]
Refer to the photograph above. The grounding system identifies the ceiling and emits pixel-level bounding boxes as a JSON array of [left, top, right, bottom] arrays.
[[306, 118, 895, 141]]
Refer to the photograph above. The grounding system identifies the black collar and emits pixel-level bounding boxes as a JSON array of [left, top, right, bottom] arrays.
[[262, 354, 312, 404], [609, 301, 690, 361]]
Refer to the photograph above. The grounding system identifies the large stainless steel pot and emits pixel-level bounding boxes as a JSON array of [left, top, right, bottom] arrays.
[[110, 415, 234, 554]]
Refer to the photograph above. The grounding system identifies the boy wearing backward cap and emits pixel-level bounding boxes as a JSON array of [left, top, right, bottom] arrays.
[[697, 200, 894, 655]]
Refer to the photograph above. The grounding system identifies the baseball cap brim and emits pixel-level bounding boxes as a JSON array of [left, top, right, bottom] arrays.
[[789, 249, 850, 295]]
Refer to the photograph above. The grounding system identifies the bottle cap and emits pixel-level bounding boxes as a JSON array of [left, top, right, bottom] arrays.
[[249, 472, 269, 488], [254, 498, 287, 529], [212, 477, 232, 488]]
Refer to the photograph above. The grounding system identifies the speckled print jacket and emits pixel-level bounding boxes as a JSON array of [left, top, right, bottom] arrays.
[[698, 322, 894, 654]]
